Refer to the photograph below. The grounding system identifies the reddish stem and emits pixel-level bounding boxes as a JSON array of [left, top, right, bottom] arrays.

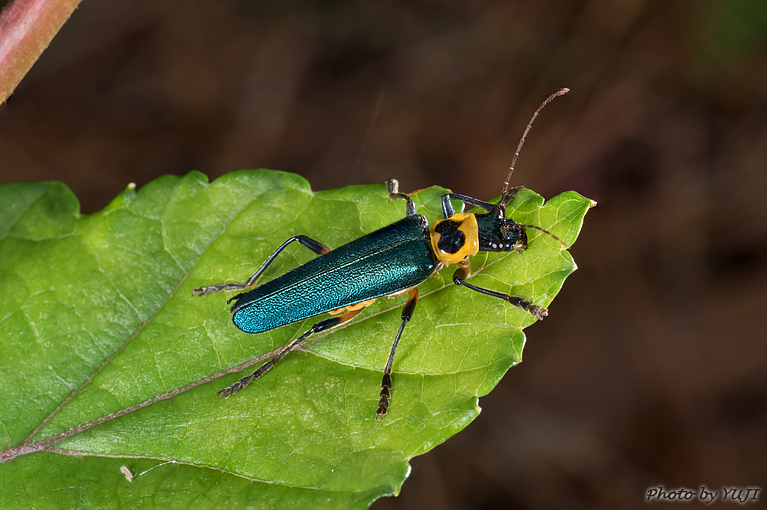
[[0, 0, 82, 104]]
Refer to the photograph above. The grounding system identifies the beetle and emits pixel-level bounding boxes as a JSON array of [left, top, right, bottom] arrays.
[[193, 89, 569, 417]]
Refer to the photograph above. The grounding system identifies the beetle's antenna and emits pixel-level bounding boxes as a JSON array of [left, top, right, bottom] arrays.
[[516, 224, 570, 249], [500, 88, 570, 206]]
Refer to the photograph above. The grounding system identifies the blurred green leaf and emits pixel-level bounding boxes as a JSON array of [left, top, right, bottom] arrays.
[[697, 0, 767, 76], [0, 170, 593, 508]]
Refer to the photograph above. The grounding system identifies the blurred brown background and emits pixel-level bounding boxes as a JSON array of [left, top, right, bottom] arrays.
[[1, 0, 766, 508]]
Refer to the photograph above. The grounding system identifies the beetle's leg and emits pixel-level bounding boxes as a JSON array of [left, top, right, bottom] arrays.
[[441, 193, 504, 217], [377, 288, 418, 418], [452, 259, 547, 320], [440, 190, 525, 218], [217, 308, 363, 399], [504, 185, 526, 200], [386, 179, 416, 216], [192, 235, 330, 297], [440, 193, 491, 217]]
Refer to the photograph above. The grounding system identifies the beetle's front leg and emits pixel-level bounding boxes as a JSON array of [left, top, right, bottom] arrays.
[[452, 259, 547, 320]]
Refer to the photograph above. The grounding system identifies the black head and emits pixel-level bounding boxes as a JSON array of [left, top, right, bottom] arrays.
[[475, 205, 528, 253]]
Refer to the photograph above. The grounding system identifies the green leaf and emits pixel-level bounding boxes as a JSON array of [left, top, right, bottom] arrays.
[[0, 170, 593, 508]]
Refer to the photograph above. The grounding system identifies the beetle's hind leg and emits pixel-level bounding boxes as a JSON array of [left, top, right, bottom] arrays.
[[377, 288, 419, 418], [192, 235, 331, 297], [217, 308, 364, 399], [452, 259, 547, 320]]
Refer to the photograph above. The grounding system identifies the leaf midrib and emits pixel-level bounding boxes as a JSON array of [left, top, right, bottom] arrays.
[[20, 181, 273, 449]]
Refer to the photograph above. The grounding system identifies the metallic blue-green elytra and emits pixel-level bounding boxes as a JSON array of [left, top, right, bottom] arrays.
[[230, 214, 437, 333]]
